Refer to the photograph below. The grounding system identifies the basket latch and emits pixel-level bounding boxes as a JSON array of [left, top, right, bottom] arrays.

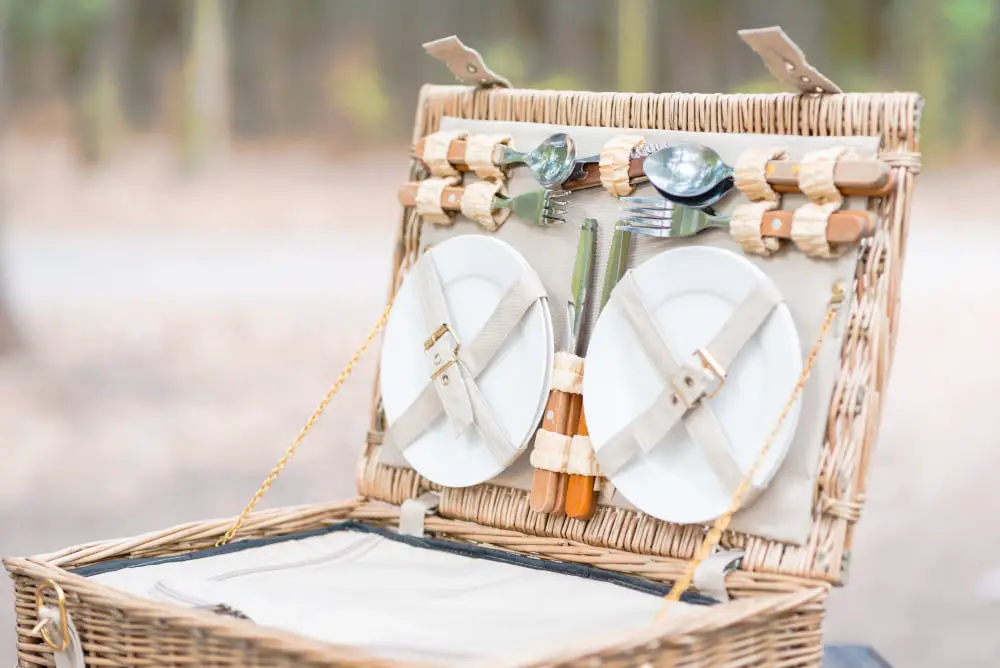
[[738, 26, 842, 95], [423, 36, 512, 89]]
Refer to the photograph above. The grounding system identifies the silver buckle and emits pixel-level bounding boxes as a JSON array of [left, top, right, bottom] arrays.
[[424, 323, 461, 380], [694, 347, 726, 400]]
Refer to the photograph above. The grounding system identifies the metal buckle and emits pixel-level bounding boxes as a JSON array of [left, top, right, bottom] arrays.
[[424, 323, 461, 381], [33, 578, 70, 652], [695, 347, 727, 400]]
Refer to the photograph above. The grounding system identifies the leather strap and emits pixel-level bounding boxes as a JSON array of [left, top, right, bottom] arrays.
[[692, 550, 744, 602], [423, 36, 512, 88], [38, 606, 85, 668], [384, 257, 547, 465], [399, 492, 441, 537], [738, 26, 841, 95], [596, 274, 781, 500]]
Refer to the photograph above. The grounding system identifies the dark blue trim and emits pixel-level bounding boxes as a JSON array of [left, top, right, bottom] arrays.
[[72, 520, 717, 606]]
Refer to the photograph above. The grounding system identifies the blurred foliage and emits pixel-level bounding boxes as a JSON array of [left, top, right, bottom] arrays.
[[1, 0, 999, 163]]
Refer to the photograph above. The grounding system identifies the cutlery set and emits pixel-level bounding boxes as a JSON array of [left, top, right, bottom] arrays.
[[395, 128, 890, 521]]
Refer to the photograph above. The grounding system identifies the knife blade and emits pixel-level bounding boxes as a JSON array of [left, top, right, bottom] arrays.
[[531, 219, 597, 515], [565, 224, 632, 520]]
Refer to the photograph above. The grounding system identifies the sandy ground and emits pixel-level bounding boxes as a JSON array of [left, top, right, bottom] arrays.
[[1, 137, 998, 667]]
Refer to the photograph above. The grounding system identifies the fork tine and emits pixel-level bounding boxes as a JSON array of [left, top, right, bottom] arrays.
[[619, 208, 673, 221], [618, 216, 673, 228], [615, 224, 674, 237], [546, 189, 571, 199], [547, 203, 569, 215], [620, 196, 670, 207]]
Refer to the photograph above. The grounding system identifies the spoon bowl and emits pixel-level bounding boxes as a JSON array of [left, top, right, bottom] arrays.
[[644, 143, 734, 204], [501, 133, 577, 187]]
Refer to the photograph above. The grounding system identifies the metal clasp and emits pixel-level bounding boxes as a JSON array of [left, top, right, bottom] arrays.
[[424, 323, 461, 381], [695, 347, 727, 400], [33, 578, 70, 652]]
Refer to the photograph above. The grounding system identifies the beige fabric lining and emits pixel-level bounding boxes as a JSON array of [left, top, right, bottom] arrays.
[[422, 130, 468, 177], [551, 351, 584, 394], [599, 135, 645, 197], [792, 147, 856, 259], [415, 176, 459, 226], [730, 147, 787, 257], [530, 429, 571, 473], [466, 134, 512, 180], [459, 180, 509, 231]]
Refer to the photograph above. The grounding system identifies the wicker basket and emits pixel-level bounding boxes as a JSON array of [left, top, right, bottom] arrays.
[[5, 30, 921, 668]]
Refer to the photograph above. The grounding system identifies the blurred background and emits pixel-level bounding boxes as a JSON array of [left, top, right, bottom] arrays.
[[1, 1, 998, 666]]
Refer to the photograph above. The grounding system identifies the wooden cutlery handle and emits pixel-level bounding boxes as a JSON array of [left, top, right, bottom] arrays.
[[413, 138, 474, 172], [530, 390, 577, 515], [398, 183, 465, 210], [761, 210, 874, 243], [767, 159, 893, 196], [565, 406, 597, 521]]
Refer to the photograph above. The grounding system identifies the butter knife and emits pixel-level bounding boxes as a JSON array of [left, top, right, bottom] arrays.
[[530, 218, 597, 515], [564, 224, 631, 520]]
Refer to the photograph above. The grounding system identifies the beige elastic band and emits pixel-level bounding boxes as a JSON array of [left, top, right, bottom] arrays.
[[422, 130, 468, 177], [731, 147, 787, 256], [530, 429, 571, 473], [415, 176, 459, 226], [600, 135, 645, 197], [566, 434, 600, 476], [466, 134, 512, 180], [459, 180, 509, 231], [551, 351, 584, 394], [792, 147, 855, 259]]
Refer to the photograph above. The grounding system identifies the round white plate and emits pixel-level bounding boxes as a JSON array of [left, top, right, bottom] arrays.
[[380, 235, 553, 488], [584, 246, 802, 523]]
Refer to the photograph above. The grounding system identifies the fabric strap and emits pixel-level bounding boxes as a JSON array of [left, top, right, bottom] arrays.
[[399, 492, 441, 538], [792, 146, 856, 259], [38, 606, 86, 668], [421, 130, 468, 177], [692, 549, 744, 602], [595, 274, 781, 500], [465, 134, 512, 180], [459, 180, 509, 231], [599, 134, 644, 197], [415, 176, 459, 226], [384, 255, 547, 465]]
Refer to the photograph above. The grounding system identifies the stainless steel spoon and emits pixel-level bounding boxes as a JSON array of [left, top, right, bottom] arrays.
[[643, 143, 734, 210], [497, 133, 578, 187]]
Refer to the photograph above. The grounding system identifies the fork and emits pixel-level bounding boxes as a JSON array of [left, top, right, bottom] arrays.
[[398, 183, 569, 227], [617, 196, 874, 243]]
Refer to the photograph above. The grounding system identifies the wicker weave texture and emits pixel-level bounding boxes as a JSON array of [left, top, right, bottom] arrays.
[[6, 501, 827, 668], [360, 86, 923, 586]]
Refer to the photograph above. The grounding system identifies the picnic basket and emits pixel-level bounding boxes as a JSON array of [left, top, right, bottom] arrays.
[[4, 27, 922, 667]]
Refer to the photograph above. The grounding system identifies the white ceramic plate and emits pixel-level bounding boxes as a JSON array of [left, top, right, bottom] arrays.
[[584, 246, 802, 523], [380, 235, 553, 487]]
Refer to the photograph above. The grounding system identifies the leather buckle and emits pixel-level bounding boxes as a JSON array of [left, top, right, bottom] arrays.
[[695, 347, 726, 399], [425, 323, 461, 381]]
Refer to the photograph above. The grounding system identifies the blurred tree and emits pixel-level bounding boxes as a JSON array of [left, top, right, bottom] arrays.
[[76, 0, 128, 165], [0, 0, 22, 354], [179, 0, 230, 170], [616, 0, 650, 92]]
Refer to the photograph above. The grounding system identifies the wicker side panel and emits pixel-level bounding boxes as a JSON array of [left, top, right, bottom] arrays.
[[360, 87, 923, 585], [7, 501, 826, 668], [6, 562, 400, 668], [523, 588, 828, 668]]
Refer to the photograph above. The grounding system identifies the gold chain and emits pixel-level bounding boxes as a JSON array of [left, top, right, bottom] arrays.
[[216, 301, 394, 547], [657, 281, 846, 618]]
